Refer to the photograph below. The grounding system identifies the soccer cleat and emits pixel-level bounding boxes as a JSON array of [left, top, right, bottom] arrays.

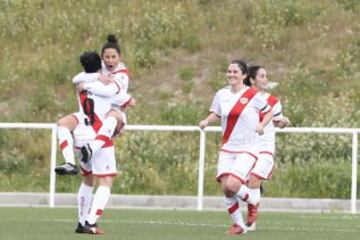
[[80, 144, 92, 164], [83, 221, 104, 235], [247, 203, 259, 227], [246, 221, 256, 232], [75, 222, 88, 234], [226, 223, 245, 235], [54, 162, 79, 175]]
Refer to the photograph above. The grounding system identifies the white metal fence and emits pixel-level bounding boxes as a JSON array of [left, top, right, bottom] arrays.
[[0, 123, 359, 213]]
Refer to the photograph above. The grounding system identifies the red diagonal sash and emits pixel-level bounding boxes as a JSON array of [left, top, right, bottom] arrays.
[[223, 88, 258, 143]]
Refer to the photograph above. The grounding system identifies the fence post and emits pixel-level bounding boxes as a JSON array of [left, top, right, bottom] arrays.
[[49, 125, 57, 208], [351, 132, 358, 214], [197, 129, 206, 211]]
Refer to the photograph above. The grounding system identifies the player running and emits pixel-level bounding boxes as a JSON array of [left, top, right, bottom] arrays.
[[243, 65, 290, 231], [199, 60, 272, 235]]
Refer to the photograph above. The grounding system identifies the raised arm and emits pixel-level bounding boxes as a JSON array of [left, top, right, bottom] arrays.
[[78, 80, 121, 98], [72, 72, 100, 84]]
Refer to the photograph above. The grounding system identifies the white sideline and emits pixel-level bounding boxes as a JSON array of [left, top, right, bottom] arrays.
[[44, 218, 359, 233], [0, 123, 359, 213], [0, 193, 359, 214]]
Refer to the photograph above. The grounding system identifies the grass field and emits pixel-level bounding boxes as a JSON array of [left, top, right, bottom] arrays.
[[0, 207, 359, 240]]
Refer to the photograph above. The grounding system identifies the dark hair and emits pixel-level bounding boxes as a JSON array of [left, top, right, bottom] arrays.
[[244, 65, 262, 86], [101, 34, 121, 56], [231, 59, 248, 75], [79, 51, 102, 73]]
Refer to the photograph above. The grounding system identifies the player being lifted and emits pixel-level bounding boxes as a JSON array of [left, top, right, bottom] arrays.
[[55, 34, 134, 175], [243, 65, 290, 231], [70, 50, 128, 234], [67, 49, 134, 234]]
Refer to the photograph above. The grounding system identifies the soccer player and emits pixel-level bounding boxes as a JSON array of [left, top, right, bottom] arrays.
[[243, 65, 290, 231], [55, 34, 134, 175], [199, 60, 272, 235], [70, 50, 134, 235], [68, 50, 114, 234], [75, 34, 133, 163]]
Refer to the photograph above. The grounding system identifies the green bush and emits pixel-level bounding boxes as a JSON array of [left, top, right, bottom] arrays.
[[0, 0, 359, 199]]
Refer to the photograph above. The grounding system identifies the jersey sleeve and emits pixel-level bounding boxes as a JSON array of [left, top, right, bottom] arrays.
[[110, 92, 133, 111], [272, 101, 284, 121], [253, 93, 271, 113], [83, 80, 121, 98], [112, 72, 129, 92], [209, 92, 221, 117], [72, 72, 100, 84]]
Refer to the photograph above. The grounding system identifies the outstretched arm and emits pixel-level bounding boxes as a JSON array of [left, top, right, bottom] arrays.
[[73, 72, 100, 84], [77, 81, 121, 98]]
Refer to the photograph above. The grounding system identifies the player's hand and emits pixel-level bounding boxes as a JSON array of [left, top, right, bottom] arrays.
[[98, 75, 113, 85], [76, 82, 86, 92], [278, 117, 290, 129], [199, 119, 208, 130], [255, 125, 264, 135]]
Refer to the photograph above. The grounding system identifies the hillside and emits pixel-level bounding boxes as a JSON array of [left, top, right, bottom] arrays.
[[0, 0, 359, 197]]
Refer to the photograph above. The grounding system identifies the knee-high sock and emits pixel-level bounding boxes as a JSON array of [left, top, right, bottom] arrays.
[[86, 186, 111, 225], [224, 195, 246, 228], [235, 185, 260, 205], [57, 126, 75, 165], [77, 183, 94, 225], [89, 116, 117, 154]]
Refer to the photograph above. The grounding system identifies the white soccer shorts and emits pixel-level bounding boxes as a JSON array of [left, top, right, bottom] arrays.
[[216, 150, 257, 184], [77, 146, 118, 177], [250, 151, 275, 180]]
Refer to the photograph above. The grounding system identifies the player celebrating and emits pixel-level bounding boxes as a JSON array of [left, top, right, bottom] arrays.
[[70, 50, 133, 235], [199, 60, 272, 235], [55, 34, 133, 175], [243, 65, 290, 231]]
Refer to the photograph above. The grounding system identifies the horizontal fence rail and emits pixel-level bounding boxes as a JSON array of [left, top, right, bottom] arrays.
[[0, 123, 359, 213]]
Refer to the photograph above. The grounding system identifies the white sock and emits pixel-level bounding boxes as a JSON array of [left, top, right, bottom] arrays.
[[89, 116, 117, 154], [224, 195, 246, 229], [87, 186, 111, 225], [248, 188, 261, 205], [236, 185, 260, 205], [57, 126, 75, 165], [77, 183, 94, 226]]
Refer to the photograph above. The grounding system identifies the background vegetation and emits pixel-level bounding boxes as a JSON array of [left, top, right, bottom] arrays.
[[0, 0, 359, 198]]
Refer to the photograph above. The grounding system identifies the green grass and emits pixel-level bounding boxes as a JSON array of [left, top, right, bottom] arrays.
[[0, 0, 359, 199], [0, 207, 359, 240]]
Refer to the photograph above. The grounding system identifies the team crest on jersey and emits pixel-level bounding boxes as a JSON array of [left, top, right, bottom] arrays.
[[240, 97, 248, 104]]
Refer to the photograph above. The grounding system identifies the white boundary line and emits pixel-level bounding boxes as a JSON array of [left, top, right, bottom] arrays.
[[44, 218, 359, 233]]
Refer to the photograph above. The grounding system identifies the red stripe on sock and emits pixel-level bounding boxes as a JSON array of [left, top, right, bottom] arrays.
[[59, 140, 68, 150], [96, 209, 103, 216], [242, 193, 249, 202], [228, 202, 239, 214]]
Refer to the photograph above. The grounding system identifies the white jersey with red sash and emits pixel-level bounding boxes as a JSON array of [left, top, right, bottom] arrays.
[[71, 62, 132, 141], [257, 92, 283, 154], [250, 92, 283, 180], [102, 62, 130, 93], [72, 62, 131, 110], [210, 86, 271, 155]]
